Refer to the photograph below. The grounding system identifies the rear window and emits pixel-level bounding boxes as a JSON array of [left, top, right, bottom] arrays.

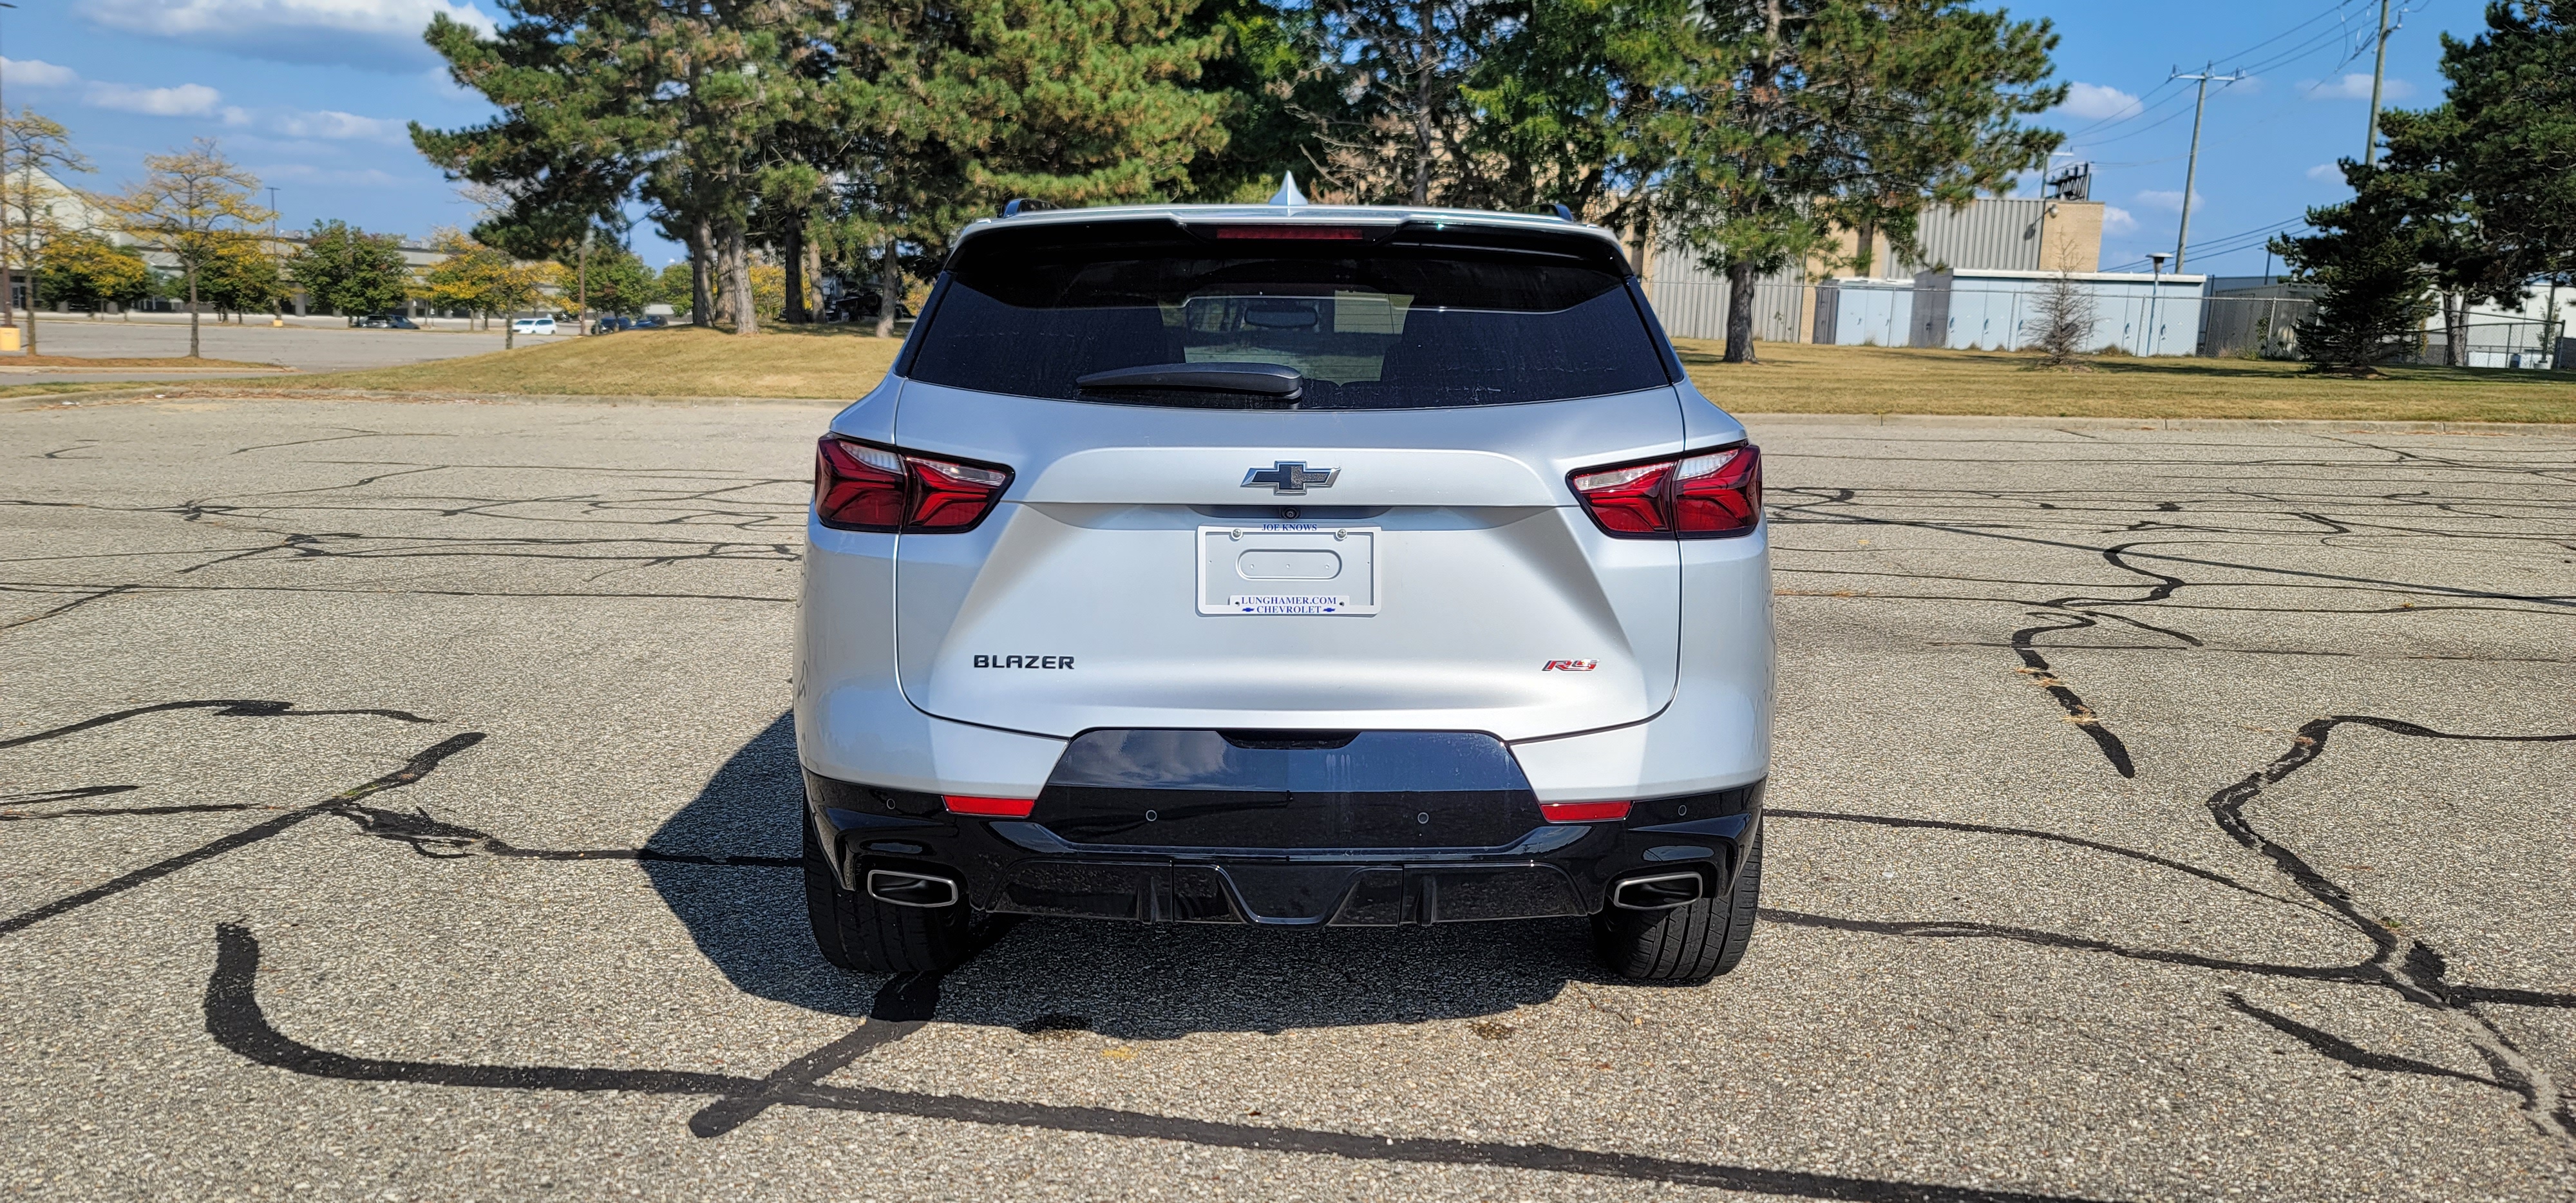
[[904, 224, 1674, 409]]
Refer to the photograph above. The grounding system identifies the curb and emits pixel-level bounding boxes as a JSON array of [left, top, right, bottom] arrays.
[[1736, 412, 2576, 437]]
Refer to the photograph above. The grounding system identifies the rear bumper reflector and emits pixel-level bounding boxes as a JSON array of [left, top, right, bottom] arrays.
[[1539, 800, 1631, 823], [943, 795, 1037, 818]]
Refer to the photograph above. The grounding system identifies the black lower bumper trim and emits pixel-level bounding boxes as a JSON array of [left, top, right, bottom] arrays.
[[806, 769, 1764, 927], [989, 859, 1585, 926]]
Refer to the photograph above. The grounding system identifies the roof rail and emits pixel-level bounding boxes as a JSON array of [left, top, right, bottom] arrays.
[[1001, 198, 1059, 218], [1540, 204, 1575, 222]]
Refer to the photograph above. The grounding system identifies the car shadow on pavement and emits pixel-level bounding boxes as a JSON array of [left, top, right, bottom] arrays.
[[643, 713, 1605, 1037]]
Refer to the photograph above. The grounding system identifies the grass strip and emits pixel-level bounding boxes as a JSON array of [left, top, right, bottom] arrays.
[[1678, 341, 2576, 424], [113, 323, 2576, 424]]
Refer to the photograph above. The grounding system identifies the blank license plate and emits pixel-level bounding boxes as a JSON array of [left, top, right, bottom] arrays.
[[1198, 525, 1379, 616]]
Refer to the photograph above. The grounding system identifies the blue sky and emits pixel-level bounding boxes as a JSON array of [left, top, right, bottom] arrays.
[[1, 0, 2477, 275], [2017, 0, 2464, 278]]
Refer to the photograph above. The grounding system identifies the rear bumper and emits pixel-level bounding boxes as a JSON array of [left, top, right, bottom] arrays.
[[807, 771, 1763, 927]]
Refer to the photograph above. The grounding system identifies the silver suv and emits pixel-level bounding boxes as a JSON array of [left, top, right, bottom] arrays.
[[796, 199, 1772, 981]]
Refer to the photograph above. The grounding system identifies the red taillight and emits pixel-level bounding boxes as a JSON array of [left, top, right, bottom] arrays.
[[1211, 225, 1367, 240], [1568, 445, 1761, 538], [815, 437, 1012, 533], [942, 795, 1036, 818], [1539, 800, 1632, 823]]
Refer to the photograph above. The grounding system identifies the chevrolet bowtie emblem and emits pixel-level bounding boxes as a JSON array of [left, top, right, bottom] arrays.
[[1243, 460, 1339, 495]]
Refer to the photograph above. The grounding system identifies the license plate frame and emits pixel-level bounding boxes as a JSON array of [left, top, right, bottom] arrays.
[[1197, 524, 1380, 616]]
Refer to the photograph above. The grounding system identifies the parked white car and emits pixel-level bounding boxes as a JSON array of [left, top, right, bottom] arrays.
[[511, 316, 557, 335], [795, 198, 1774, 982]]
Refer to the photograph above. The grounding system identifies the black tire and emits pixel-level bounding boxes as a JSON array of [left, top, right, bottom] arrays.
[[1593, 823, 1763, 983], [802, 813, 971, 973]]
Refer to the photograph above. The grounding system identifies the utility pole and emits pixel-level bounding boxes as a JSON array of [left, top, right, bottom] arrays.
[[577, 227, 592, 336], [2364, 0, 2395, 165], [2170, 62, 2246, 274]]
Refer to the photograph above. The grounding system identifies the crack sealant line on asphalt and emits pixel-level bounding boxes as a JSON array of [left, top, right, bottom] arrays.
[[2202, 715, 2576, 1146], [0, 699, 436, 750], [0, 731, 484, 938], [201, 925, 2110, 1203], [1768, 499, 2576, 609], [1774, 717, 2576, 1148]]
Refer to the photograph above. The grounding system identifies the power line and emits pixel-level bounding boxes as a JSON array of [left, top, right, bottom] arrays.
[[2103, 215, 2310, 273], [2045, 0, 2374, 142]]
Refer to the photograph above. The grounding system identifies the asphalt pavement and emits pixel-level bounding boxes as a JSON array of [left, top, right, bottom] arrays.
[[1, 317, 564, 379], [1, 398, 2571, 1201]]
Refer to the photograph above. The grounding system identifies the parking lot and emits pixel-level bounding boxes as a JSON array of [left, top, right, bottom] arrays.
[[3, 317, 560, 381], [2, 396, 2571, 1201]]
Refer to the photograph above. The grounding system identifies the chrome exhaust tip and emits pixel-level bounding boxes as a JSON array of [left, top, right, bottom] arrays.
[[865, 869, 961, 909], [1609, 871, 1705, 911]]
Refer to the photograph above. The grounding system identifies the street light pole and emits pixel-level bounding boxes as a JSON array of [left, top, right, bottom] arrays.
[[2147, 252, 2171, 357], [267, 186, 281, 326]]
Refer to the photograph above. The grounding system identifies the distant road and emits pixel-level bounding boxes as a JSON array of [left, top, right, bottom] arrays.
[[1, 317, 565, 378]]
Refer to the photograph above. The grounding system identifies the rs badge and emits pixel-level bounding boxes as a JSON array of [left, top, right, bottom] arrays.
[[1542, 659, 1598, 672]]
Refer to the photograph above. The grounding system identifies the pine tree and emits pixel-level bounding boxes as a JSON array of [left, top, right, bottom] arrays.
[[798, 0, 1229, 336], [2366, 3, 2575, 364], [414, 0, 803, 334], [1657, 1, 2063, 363], [1463, 0, 1700, 234], [2415, 1, 2575, 294], [1303, 0, 1503, 203], [2271, 180, 2437, 377], [1172, 0, 1336, 202]]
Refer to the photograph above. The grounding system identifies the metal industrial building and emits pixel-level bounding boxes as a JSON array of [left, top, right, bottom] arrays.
[[1643, 196, 2202, 355]]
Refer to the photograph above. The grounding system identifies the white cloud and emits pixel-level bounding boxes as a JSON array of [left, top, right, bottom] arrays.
[[2102, 205, 2139, 236], [2302, 73, 2415, 101], [78, 0, 499, 73], [254, 163, 406, 187], [2306, 162, 2344, 182], [1, 57, 82, 88], [210, 104, 408, 143], [280, 109, 406, 142], [2134, 188, 2206, 213], [6, 59, 236, 118], [2058, 82, 2143, 122], [85, 81, 223, 117]]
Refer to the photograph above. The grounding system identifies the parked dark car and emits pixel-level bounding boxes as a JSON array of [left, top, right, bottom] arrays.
[[352, 314, 421, 329], [827, 292, 913, 323]]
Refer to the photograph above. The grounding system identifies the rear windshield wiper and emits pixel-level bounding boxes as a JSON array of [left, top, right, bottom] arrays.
[[1075, 362, 1303, 403]]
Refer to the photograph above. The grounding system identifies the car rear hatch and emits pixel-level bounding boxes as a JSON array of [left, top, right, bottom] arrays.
[[869, 213, 1688, 741]]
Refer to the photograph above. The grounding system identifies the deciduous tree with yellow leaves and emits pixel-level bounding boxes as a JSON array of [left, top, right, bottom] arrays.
[[100, 139, 271, 358]]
